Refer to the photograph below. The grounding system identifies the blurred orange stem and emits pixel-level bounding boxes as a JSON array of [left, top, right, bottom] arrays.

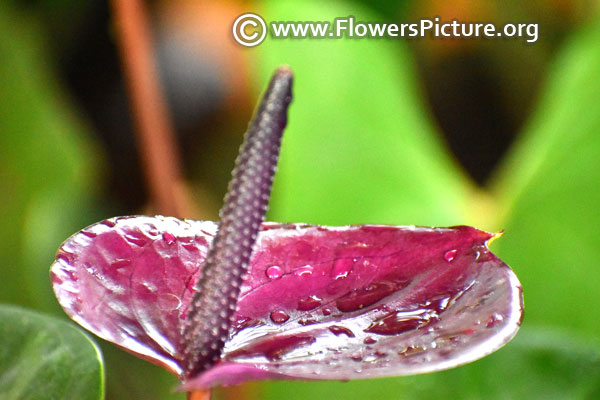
[[188, 390, 211, 400], [109, 3, 249, 399], [110, 0, 188, 218]]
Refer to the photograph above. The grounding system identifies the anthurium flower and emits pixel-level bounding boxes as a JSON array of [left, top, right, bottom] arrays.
[[52, 216, 522, 389], [50, 67, 522, 390]]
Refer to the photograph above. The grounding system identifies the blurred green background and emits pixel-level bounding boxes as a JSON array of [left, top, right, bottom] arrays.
[[1, 0, 599, 399]]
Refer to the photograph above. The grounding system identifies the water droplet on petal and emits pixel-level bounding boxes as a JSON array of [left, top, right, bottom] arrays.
[[298, 318, 318, 326], [294, 265, 313, 277], [232, 316, 264, 334], [350, 353, 363, 362], [444, 249, 457, 262], [266, 265, 283, 280], [328, 325, 355, 337], [473, 244, 493, 262], [111, 259, 131, 270], [322, 307, 332, 316], [363, 336, 377, 345], [124, 232, 149, 247], [228, 335, 315, 361], [365, 308, 438, 335], [336, 281, 406, 312], [331, 258, 354, 280], [399, 345, 426, 357], [181, 238, 198, 252], [63, 269, 78, 282], [157, 293, 182, 312], [270, 310, 290, 324], [56, 251, 75, 265], [486, 312, 504, 328], [297, 295, 322, 311], [80, 230, 97, 238], [425, 295, 451, 313], [162, 232, 176, 245], [434, 333, 460, 346], [141, 281, 157, 293], [101, 219, 116, 227]]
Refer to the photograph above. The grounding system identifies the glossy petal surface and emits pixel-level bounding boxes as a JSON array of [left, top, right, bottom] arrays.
[[51, 216, 522, 388]]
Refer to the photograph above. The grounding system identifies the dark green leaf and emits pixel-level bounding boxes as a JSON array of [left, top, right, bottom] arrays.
[[0, 305, 104, 400]]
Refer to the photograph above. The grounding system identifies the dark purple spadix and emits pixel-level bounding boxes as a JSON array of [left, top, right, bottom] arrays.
[[182, 67, 293, 377]]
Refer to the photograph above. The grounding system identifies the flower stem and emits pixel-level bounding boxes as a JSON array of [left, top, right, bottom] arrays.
[[110, 0, 189, 217], [182, 67, 293, 378], [188, 389, 212, 400]]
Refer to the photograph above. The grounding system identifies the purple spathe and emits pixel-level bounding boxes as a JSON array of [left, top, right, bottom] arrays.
[[51, 215, 523, 389]]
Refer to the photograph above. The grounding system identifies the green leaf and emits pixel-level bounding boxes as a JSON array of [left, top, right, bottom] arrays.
[[258, 328, 600, 400], [255, 0, 472, 227], [491, 21, 600, 335], [0, 305, 104, 400]]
